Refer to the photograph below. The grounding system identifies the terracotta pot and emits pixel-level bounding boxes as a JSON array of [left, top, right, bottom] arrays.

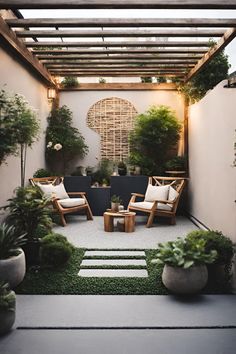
[[0, 249, 26, 289], [0, 290, 16, 334], [162, 264, 208, 294]]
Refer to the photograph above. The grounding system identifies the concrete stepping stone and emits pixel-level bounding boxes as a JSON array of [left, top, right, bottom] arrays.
[[85, 250, 145, 257], [81, 259, 146, 266], [78, 269, 148, 278]]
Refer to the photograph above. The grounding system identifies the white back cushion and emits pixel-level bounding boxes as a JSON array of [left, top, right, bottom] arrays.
[[37, 182, 69, 199], [168, 186, 179, 202], [144, 184, 169, 202]]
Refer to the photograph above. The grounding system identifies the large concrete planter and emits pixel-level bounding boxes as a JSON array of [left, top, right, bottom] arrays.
[[0, 290, 16, 335], [162, 264, 208, 295], [0, 249, 26, 289]]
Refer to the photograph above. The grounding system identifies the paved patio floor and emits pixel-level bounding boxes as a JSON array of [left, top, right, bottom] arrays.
[[53, 215, 198, 249], [0, 295, 235, 354]]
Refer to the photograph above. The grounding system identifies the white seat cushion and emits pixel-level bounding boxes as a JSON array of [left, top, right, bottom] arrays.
[[144, 184, 169, 202], [37, 182, 69, 199], [129, 201, 172, 211], [58, 198, 86, 208]]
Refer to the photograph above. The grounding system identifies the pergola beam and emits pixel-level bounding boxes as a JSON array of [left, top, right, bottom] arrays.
[[185, 27, 236, 81], [51, 72, 184, 77], [39, 55, 201, 61], [16, 29, 224, 38], [33, 49, 208, 55], [7, 18, 236, 28], [26, 40, 210, 48], [43, 60, 197, 65], [1, 0, 236, 10], [46, 65, 193, 70], [0, 15, 54, 86]]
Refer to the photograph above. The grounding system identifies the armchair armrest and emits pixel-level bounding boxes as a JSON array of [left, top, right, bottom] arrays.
[[68, 192, 86, 196], [131, 193, 145, 197]]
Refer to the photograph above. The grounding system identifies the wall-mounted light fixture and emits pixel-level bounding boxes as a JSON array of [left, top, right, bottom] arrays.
[[47, 88, 56, 100]]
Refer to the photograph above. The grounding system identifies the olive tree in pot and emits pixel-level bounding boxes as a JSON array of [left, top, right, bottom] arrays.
[[0, 281, 16, 335], [152, 237, 217, 295], [0, 224, 26, 289], [186, 230, 235, 288], [4, 186, 52, 267]]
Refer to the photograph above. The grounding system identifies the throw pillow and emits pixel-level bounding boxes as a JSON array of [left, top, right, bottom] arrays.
[[144, 184, 169, 202]]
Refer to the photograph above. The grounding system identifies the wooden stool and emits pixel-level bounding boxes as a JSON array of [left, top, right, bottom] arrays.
[[103, 211, 136, 233]]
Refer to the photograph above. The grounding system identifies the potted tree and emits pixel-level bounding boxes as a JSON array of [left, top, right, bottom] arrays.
[[152, 237, 217, 294], [4, 186, 52, 267], [0, 224, 26, 288], [111, 195, 122, 212], [165, 155, 187, 176], [186, 230, 235, 287], [0, 281, 16, 334]]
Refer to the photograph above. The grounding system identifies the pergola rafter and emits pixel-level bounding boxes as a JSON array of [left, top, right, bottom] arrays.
[[0, 1, 235, 81]]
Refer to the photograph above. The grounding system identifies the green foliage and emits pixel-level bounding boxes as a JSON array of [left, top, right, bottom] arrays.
[[129, 105, 181, 175], [40, 233, 74, 268], [0, 281, 15, 311], [165, 155, 187, 171], [46, 106, 88, 174], [111, 194, 122, 203], [0, 90, 40, 186], [152, 237, 217, 269], [33, 168, 54, 178], [0, 223, 26, 260], [140, 77, 152, 83], [156, 77, 167, 83], [99, 78, 106, 84], [186, 230, 235, 266], [92, 159, 113, 185], [179, 43, 230, 103], [4, 186, 52, 242], [61, 76, 79, 88]]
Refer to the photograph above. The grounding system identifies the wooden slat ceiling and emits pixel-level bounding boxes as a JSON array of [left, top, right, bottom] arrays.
[[0, 1, 236, 83]]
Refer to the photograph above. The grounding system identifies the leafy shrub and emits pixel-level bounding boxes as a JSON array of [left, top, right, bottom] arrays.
[[186, 230, 235, 266], [0, 224, 26, 259], [40, 233, 74, 268], [141, 77, 152, 83], [91, 159, 112, 185], [33, 168, 54, 178], [61, 77, 79, 88], [129, 105, 181, 175], [152, 237, 217, 269], [0, 281, 15, 311], [165, 156, 187, 171], [5, 186, 52, 241]]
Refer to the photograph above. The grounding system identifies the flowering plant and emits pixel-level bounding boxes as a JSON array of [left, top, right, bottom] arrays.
[[47, 142, 62, 151]]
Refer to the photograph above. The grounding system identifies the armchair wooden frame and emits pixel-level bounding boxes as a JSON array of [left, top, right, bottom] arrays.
[[128, 176, 186, 228], [29, 177, 93, 226]]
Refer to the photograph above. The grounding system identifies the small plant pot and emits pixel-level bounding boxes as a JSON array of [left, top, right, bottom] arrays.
[[0, 290, 16, 334], [111, 202, 120, 212], [162, 264, 208, 295], [118, 168, 127, 176], [0, 249, 26, 289]]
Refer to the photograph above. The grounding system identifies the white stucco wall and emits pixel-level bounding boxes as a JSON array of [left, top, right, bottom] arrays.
[[188, 80, 236, 242], [0, 48, 51, 209], [60, 89, 185, 168]]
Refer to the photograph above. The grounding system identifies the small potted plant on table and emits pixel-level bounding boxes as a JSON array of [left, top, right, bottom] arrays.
[[111, 195, 122, 212], [152, 237, 217, 295]]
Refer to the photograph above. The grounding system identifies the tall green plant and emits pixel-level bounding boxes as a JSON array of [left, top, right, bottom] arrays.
[[129, 105, 181, 175], [4, 186, 52, 242], [0, 90, 40, 186], [46, 106, 88, 174]]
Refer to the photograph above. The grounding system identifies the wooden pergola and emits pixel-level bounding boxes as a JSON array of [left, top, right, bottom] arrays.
[[0, 1, 236, 87]]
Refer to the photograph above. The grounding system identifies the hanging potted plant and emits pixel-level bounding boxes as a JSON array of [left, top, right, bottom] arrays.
[[152, 237, 217, 294], [0, 224, 26, 288], [0, 281, 16, 334]]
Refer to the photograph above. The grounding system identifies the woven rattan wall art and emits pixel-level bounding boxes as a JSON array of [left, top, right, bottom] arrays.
[[87, 97, 138, 161]]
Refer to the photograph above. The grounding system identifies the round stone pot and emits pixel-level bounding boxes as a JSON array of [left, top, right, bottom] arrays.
[[0, 290, 16, 335], [162, 264, 208, 295], [0, 249, 26, 289]]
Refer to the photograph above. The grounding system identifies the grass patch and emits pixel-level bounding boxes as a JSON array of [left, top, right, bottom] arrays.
[[16, 248, 167, 295], [16, 248, 231, 295]]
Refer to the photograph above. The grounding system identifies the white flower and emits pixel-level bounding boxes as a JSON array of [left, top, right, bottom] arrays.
[[47, 141, 53, 148], [54, 143, 62, 151]]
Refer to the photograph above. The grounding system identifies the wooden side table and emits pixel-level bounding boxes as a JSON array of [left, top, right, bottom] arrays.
[[103, 211, 136, 233]]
